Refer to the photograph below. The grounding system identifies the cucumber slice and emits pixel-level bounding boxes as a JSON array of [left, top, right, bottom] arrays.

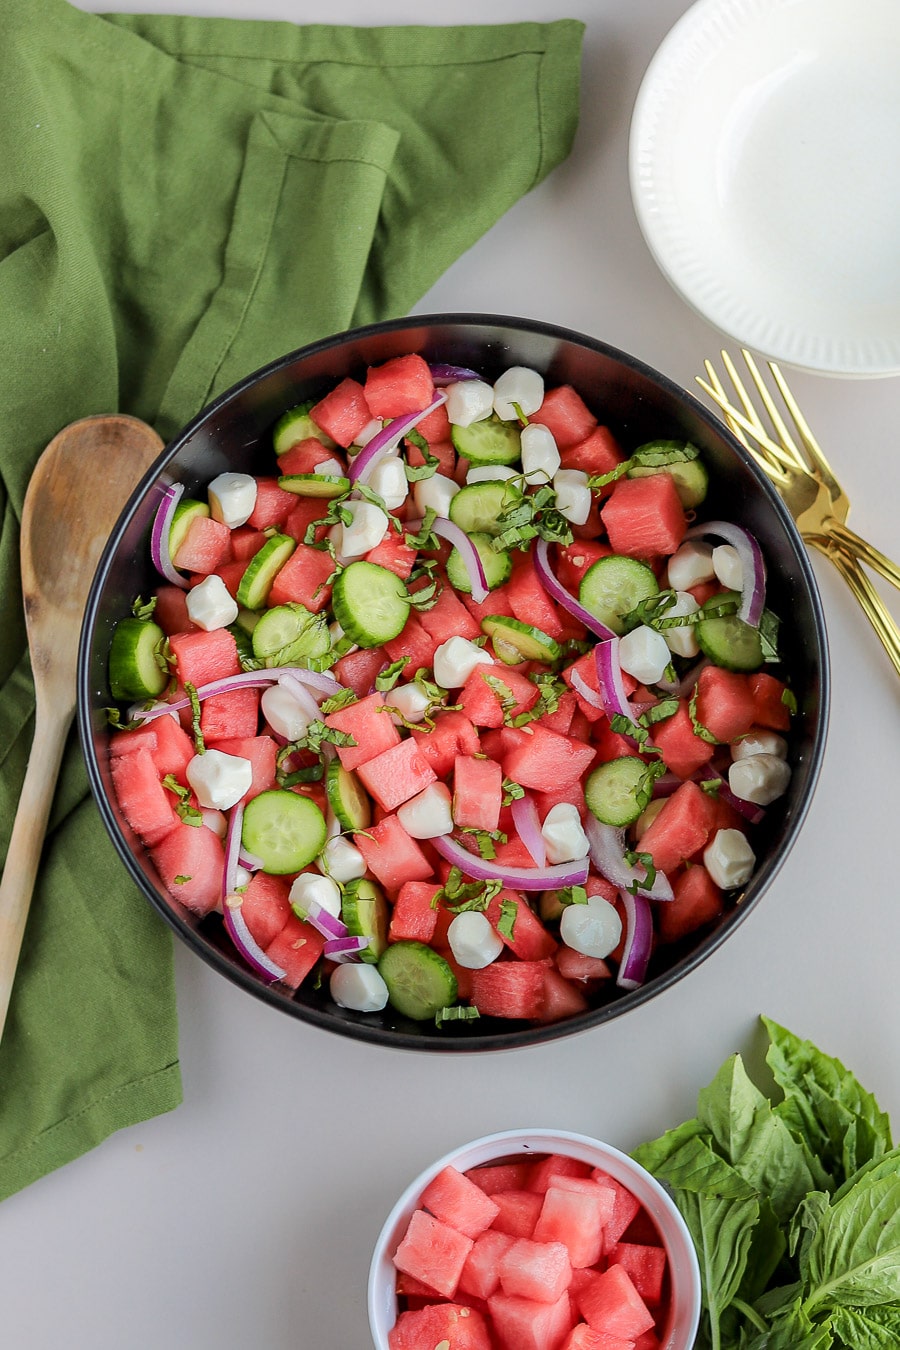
[[277, 473, 350, 500], [325, 758, 372, 831], [341, 878, 389, 963], [627, 443, 709, 509], [241, 789, 327, 875], [236, 533, 296, 610], [585, 757, 653, 827], [331, 561, 410, 648], [481, 614, 562, 663], [377, 941, 458, 1020], [168, 498, 210, 561], [448, 481, 523, 537], [696, 613, 763, 672], [252, 603, 316, 660], [445, 531, 512, 594], [273, 403, 336, 455], [451, 414, 522, 466], [227, 621, 256, 667], [578, 555, 660, 636], [108, 618, 167, 701]]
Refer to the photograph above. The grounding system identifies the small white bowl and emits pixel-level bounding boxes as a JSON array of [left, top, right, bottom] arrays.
[[368, 1127, 701, 1350]]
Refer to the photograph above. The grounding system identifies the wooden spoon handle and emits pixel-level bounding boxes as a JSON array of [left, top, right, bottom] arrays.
[[0, 702, 73, 1045]]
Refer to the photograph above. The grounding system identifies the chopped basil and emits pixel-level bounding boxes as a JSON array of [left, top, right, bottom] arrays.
[[497, 898, 518, 942], [374, 658, 410, 692], [184, 682, 205, 754]]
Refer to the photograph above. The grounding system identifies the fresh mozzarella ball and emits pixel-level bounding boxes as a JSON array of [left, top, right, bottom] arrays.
[[337, 499, 390, 557], [732, 731, 788, 761], [466, 464, 520, 485], [186, 749, 253, 810], [520, 423, 560, 484], [728, 754, 792, 806], [617, 624, 672, 685], [367, 456, 409, 511], [261, 683, 312, 742], [386, 682, 432, 725], [660, 590, 700, 659], [560, 896, 623, 959], [445, 379, 494, 427], [666, 540, 715, 591], [413, 472, 459, 518], [207, 471, 257, 528], [447, 911, 504, 969], [634, 797, 666, 841], [703, 828, 756, 889], [352, 418, 384, 448], [330, 963, 389, 1012], [289, 871, 342, 919], [319, 835, 367, 883], [432, 635, 493, 690], [712, 543, 743, 590], [541, 803, 590, 864], [185, 573, 239, 632], [398, 783, 454, 839], [493, 366, 545, 420], [553, 469, 592, 525]]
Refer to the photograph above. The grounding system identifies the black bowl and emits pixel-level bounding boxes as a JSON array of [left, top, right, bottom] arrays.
[[77, 314, 829, 1051]]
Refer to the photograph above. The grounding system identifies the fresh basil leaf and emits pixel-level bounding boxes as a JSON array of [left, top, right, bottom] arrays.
[[830, 1304, 900, 1350], [743, 1303, 835, 1350], [803, 1171, 900, 1313]]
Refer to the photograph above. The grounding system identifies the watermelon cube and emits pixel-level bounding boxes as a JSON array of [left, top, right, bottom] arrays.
[[576, 1265, 656, 1340], [638, 780, 719, 877], [499, 1237, 572, 1304], [531, 384, 598, 449], [561, 1324, 635, 1350], [560, 425, 627, 480], [536, 967, 589, 1024], [555, 947, 612, 984], [153, 584, 196, 636], [600, 475, 687, 560], [282, 494, 331, 544], [237, 871, 292, 948], [356, 738, 437, 812], [410, 710, 480, 779], [266, 543, 335, 612], [693, 666, 758, 743], [388, 881, 441, 943], [453, 754, 503, 831], [325, 692, 402, 771], [534, 1183, 614, 1268], [658, 863, 723, 943], [503, 725, 597, 791], [411, 397, 452, 444], [607, 1243, 667, 1307], [364, 353, 434, 419], [488, 1288, 576, 1350], [649, 699, 715, 779], [365, 530, 418, 580], [392, 1208, 474, 1299], [418, 584, 482, 644], [488, 1189, 545, 1239], [593, 1174, 642, 1251], [149, 819, 224, 915], [465, 1161, 535, 1196], [332, 646, 388, 698], [419, 1166, 501, 1240], [111, 747, 179, 846], [354, 814, 434, 890], [229, 526, 269, 561], [168, 626, 242, 689], [459, 1228, 516, 1300], [748, 670, 792, 730], [554, 540, 613, 594], [277, 437, 339, 474], [310, 376, 373, 448], [383, 613, 440, 674], [246, 478, 296, 530], [172, 515, 232, 573], [199, 686, 260, 744], [264, 913, 325, 990], [633, 1332, 661, 1350], [485, 890, 557, 962], [526, 1155, 593, 1194], [507, 554, 566, 640], [388, 1302, 492, 1350], [460, 665, 541, 729], [470, 961, 547, 1020]]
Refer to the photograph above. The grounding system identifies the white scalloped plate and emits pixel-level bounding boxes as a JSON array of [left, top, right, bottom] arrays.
[[629, 0, 900, 376]]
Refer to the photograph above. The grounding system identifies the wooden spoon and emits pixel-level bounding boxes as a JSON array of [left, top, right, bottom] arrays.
[[0, 414, 164, 1044]]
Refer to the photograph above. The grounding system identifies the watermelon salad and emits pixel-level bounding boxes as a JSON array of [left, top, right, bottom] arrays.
[[105, 351, 796, 1028], [388, 1151, 675, 1349]]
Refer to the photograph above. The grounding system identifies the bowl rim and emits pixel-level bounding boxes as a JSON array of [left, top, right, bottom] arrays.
[[77, 311, 831, 1051], [366, 1125, 703, 1350]]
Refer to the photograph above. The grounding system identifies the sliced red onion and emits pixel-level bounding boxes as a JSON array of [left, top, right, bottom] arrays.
[[595, 639, 640, 723], [428, 363, 482, 384], [616, 889, 653, 990], [350, 392, 447, 485], [651, 772, 683, 799], [430, 516, 489, 602], [685, 521, 766, 625], [510, 793, 546, 868], [150, 482, 189, 589], [131, 665, 343, 721], [568, 668, 604, 711], [431, 833, 588, 891], [296, 899, 347, 942], [585, 816, 673, 901], [277, 670, 323, 723], [222, 801, 245, 900], [533, 539, 617, 641], [222, 894, 286, 983], [716, 781, 766, 826], [238, 847, 264, 872], [324, 935, 369, 962]]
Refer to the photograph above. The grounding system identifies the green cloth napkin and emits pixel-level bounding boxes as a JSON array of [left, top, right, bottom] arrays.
[[0, 0, 583, 1201]]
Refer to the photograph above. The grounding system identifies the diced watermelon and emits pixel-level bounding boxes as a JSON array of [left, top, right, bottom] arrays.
[[418, 584, 482, 644], [389, 881, 441, 943], [266, 544, 335, 612], [561, 1325, 636, 1350], [393, 1208, 474, 1299], [576, 1265, 656, 1340], [561, 651, 606, 722], [485, 890, 557, 962], [470, 960, 547, 1019], [365, 530, 418, 580], [488, 1190, 544, 1238], [112, 713, 195, 782], [325, 692, 402, 770], [466, 1161, 535, 1196], [149, 819, 224, 915], [600, 475, 687, 559], [246, 478, 297, 530], [462, 582, 517, 624], [459, 664, 541, 729], [420, 1166, 501, 1240], [199, 686, 260, 744], [383, 614, 440, 674], [213, 736, 277, 799], [649, 700, 715, 779], [388, 1302, 493, 1350], [508, 554, 566, 640], [168, 626, 241, 689], [526, 1155, 593, 1194], [153, 585, 196, 636], [310, 377, 373, 448], [658, 863, 723, 942], [111, 747, 179, 845], [264, 912, 325, 989], [488, 1288, 576, 1350], [453, 755, 503, 831], [411, 398, 452, 444], [503, 725, 597, 791], [693, 666, 758, 743], [172, 515, 232, 573], [748, 670, 792, 731], [498, 1237, 572, 1304], [554, 540, 613, 594], [458, 1228, 516, 1300], [332, 647, 387, 698], [638, 780, 719, 876], [533, 1182, 614, 1268], [531, 385, 598, 449], [364, 353, 434, 419], [214, 560, 248, 600], [237, 871, 292, 948], [632, 1331, 661, 1350], [607, 1243, 667, 1306], [410, 710, 480, 779], [277, 437, 340, 474], [356, 738, 437, 812], [536, 689, 577, 737], [559, 425, 627, 480], [354, 814, 434, 889], [229, 525, 269, 561], [594, 1174, 642, 1252], [281, 493, 331, 543]]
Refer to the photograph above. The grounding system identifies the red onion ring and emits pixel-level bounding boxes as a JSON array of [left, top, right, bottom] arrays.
[[533, 539, 617, 641], [277, 670, 323, 723], [349, 392, 447, 485], [222, 894, 286, 984], [430, 516, 489, 602], [616, 889, 653, 990], [685, 521, 766, 626], [716, 781, 766, 826], [295, 899, 347, 942], [568, 668, 604, 711], [150, 482, 189, 589], [431, 833, 588, 891], [238, 847, 264, 872], [428, 363, 482, 384], [222, 801, 245, 900], [584, 816, 673, 901], [595, 639, 639, 723], [131, 666, 343, 722], [510, 793, 546, 868], [324, 935, 369, 962]]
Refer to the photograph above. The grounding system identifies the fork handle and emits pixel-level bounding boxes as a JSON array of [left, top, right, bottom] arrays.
[[822, 521, 900, 591], [809, 537, 900, 679]]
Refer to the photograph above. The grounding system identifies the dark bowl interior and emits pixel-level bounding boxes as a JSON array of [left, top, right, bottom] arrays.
[[77, 314, 830, 1051]]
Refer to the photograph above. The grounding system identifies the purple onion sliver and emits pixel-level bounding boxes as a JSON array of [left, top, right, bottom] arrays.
[[222, 895, 286, 983], [238, 847, 264, 872], [616, 889, 653, 991], [431, 833, 588, 892], [595, 639, 639, 724], [684, 520, 766, 626], [717, 782, 766, 825], [427, 363, 482, 384], [349, 391, 447, 485], [131, 665, 344, 722], [585, 815, 673, 902], [150, 482, 189, 589], [222, 801, 244, 900], [431, 516, 489, 602], [510, 792, 546, 868], [300, 900, 348, 942], [532, 539, 617, 641], [324, 935, 369, 962], [568, 668, 604, 711]]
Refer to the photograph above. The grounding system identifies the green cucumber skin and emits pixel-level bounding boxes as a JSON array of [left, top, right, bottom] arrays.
[[237, 534, 296, 610], [696, 615, 763, 672], [445, 531, 512, 594], [377, 941, 458, 1021], [450, 416, 521, 467], [585, 757, 650, 828], [331, 561, 409, 647], [448, 481, 522, 537], [578, 555, 659, 636], [108, 618, 167, 702], [241, 789, 327, 875]]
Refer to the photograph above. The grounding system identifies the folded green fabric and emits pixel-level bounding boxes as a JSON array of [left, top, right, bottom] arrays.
[[0, 0, 583, 1200]]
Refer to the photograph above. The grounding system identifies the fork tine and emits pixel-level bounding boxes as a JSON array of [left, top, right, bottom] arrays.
[[767, 360, 842, 485], [715, 352, 801, 475], [739, 350, 807, 470], [695, 375, 792, 481], [701, 362, 754, 451]]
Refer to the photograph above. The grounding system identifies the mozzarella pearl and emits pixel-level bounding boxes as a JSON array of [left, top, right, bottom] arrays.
[[617, 624, 672, 685], [703, 828, 756, 889], [289, 871, 342, 919], [397, 783, 454, 839], [541, 803, 590, 864], [552, 469, 592, 525], [432, 636, 493, 690], [728, 754, 792, 806], [666, 540, 715, 591], [445, 379, 494, 427], [447, 911, 504, 969], [712, 543, 743, 590], [319, 835, 367, 883], [413, 472, 459, 518], [560, 896, 623, 959], [330, 963, 389, 1012], [185, 573, 239, 632], [731, 731, 788, 761], [492, 366, 544, 420], [186, 749, 253, 811], [261, 683, 312, 742], [207, 472, 257, 528], [660, 590, 700, 659], [366, 456, 409, 511], [520, 423, 561, 484]]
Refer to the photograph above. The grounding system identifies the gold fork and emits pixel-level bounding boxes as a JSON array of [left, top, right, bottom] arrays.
[[696, 350, 900, 678]]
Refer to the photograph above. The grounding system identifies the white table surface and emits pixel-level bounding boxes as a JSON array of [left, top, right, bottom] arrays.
[[6, 2, 900, 1346]]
